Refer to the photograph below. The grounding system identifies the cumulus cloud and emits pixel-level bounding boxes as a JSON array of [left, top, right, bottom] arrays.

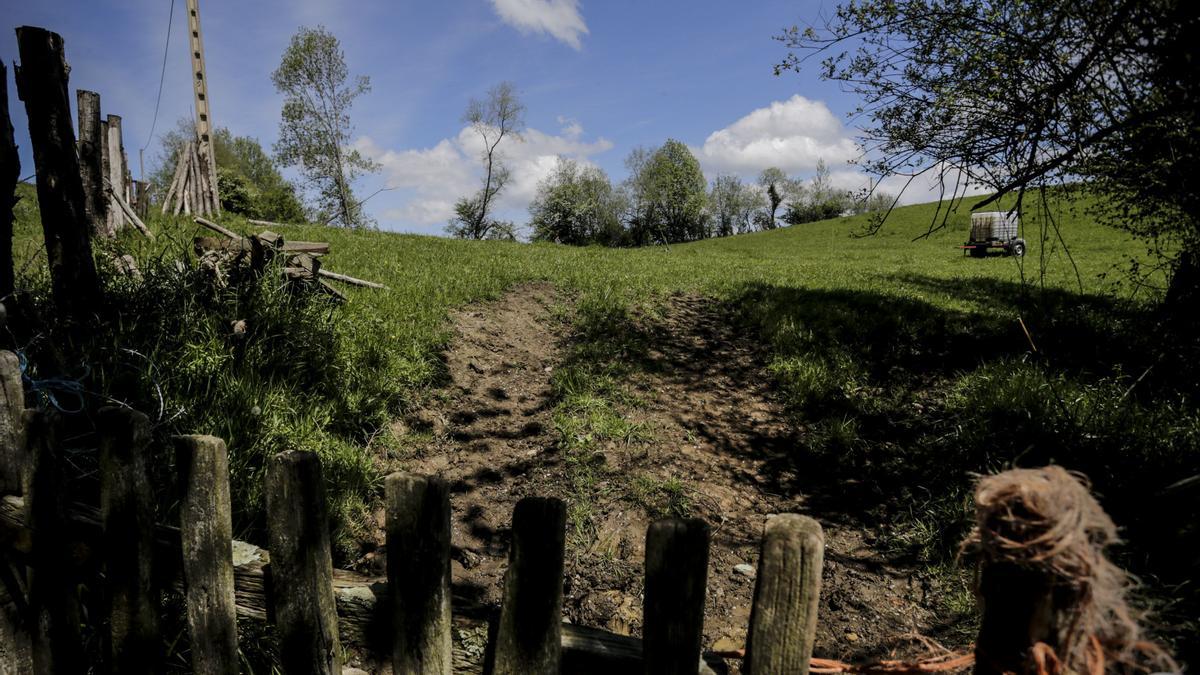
[[490, 0, 588, 50], [698, 95, 860, 175], [355, 119, 613, 228]]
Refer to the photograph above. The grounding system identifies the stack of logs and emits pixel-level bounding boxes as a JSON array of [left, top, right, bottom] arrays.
[[193, 216, 385, 299], [161, 139, 219, 217]]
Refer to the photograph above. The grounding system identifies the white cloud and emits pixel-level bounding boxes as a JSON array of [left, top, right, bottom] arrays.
[[355, 119, 613, 228], [698, 95, 860, 175], [490, 0, 588, 50]]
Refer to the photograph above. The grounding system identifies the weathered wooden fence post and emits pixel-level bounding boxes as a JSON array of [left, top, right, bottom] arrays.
[[13, 27, 100, 323], [643, 518, 710, 675], [75, 90, 110, 238], [174, 435, 239, 675], [105, 115, 126, 231], [267, 451, 342, 675], [0, 351, 24, 494], [744, 515, 824, 675], [0, 62, 18, 302], [98, 407, 160, 673], [386, 472, 452, 675], [24, 410, 84, 675], [491, 496, 567, 675]]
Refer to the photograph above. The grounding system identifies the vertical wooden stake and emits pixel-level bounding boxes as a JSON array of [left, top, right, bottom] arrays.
[[24, 410, 84, 675], [98, 407, 161, 673], [174, 435, 238, 675], [267, 451, 342, 675], [491, 497, 566, 675], [0, 62, 18, 302], [643, 518, 710, 675], [106, 115, 126, 230], [386, 473, 452, 675], [75, 90, 110, 238], [0, 351, 25, 494], [13, 26, 101, 323], [744, 515, 824, 675]]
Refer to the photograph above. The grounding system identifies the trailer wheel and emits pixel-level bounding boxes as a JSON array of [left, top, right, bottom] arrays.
[[1010, 240, 1026, 257]]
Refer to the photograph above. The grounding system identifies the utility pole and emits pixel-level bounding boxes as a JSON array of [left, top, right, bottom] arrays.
[[185, 0, 219, 213]]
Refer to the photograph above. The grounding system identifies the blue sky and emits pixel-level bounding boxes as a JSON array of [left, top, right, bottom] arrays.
[[2, 0, 931, 234]]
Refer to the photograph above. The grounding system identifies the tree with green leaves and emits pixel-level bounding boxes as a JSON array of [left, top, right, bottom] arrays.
[[778, 0, 1200, 311], [623, 140, 708, 244], [448, 82, 525, 240], [530, 157, 625, 246], [782, 160, 849, 225], [272, 26, 377, 228], [757, 167, 790, 229], [709, 174, 766, 236]]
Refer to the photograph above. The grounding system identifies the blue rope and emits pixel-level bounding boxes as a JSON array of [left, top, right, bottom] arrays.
[[16, 350, 88, 414]]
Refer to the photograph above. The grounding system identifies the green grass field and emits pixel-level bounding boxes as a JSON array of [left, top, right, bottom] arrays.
[[10, 183, 1197, 652]]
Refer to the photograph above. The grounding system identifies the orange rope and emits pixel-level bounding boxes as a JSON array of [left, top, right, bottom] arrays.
[[705, 649, 975, 674]]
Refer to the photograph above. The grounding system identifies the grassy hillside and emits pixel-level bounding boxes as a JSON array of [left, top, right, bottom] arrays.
[[9, 184, 1197, 653]]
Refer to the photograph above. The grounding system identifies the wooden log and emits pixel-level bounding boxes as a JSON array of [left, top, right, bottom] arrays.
[[174, 435, 238, 675], [0, 62, 16, 301], [98, 407, 161, 674], [744, 515, 823, 675], [317, 268, 387, 289], [106, 115, 126, 230], [172, 146, 189, 216], [135, 180, 148, 219], [162, 141, 189, 214], [0, 351, 24, 495], [24, 410, 84, 675], [194, 216, 240, 240], [13, 26, 101, 323], [267, 451, 342, 675], [75, 90, 110, 238], [282, 241, 331, 254], [643, 518, 710, 675], [188, 144, 202, 217], [386, 473, 452, 675], [491, 496, 567, 675], [107, 181, 153, 238]]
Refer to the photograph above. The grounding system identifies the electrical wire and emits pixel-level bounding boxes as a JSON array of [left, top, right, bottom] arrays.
[[141, 0, 175, 155]]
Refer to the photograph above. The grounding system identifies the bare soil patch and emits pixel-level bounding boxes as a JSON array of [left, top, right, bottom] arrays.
[[377, 284, 966, 672]]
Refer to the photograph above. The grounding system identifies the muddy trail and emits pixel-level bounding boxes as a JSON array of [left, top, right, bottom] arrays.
[[375, 283, 965, 672]]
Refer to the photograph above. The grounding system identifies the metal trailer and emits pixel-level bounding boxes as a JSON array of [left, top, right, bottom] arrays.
[[961, 211, 1026, 257]]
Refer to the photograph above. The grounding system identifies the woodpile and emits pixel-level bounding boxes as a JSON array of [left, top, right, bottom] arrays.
[[75, 90, 150, 238], [162, 138, 220, 217], [193, 216, 385, 299]]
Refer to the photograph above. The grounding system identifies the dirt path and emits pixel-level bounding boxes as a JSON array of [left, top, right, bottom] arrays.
[[379, 284, 961, 672]]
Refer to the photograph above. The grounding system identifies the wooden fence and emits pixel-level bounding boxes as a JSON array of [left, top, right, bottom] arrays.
[[0, 356, 824, 674]]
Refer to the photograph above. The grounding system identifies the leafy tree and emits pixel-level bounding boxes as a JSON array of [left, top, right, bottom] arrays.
[[709, 174, 766, 236], [448, 82, 525, 240], [758, 167, 790, 228], [782, 160, 850, 225], [778, 0, 1200, 310], [530, 157, 625, 246], [272, 26, 377, 228], [623, 140, 708, 244]]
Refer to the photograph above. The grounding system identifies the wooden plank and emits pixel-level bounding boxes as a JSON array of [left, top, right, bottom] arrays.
[[267, 451, 342, 675], [386, 473, 452, 675], [644, 518, 710, 675], [98, 407, 161, 674], [14, 26, 101, 323], [194, 216, 241, 240], [75, 90, 109, 238], [491, 496, 567, 675], [317, 268, 387, 289], [744, 515, 823, 675], [0, 62, 16, 300], [107, 181, 153, 238], [282, 241, 331, 254], [0, 351, 24, 495], [23, 410, 84, 675], [106, 114, 126, 230], [174, 435, 239, 675]]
